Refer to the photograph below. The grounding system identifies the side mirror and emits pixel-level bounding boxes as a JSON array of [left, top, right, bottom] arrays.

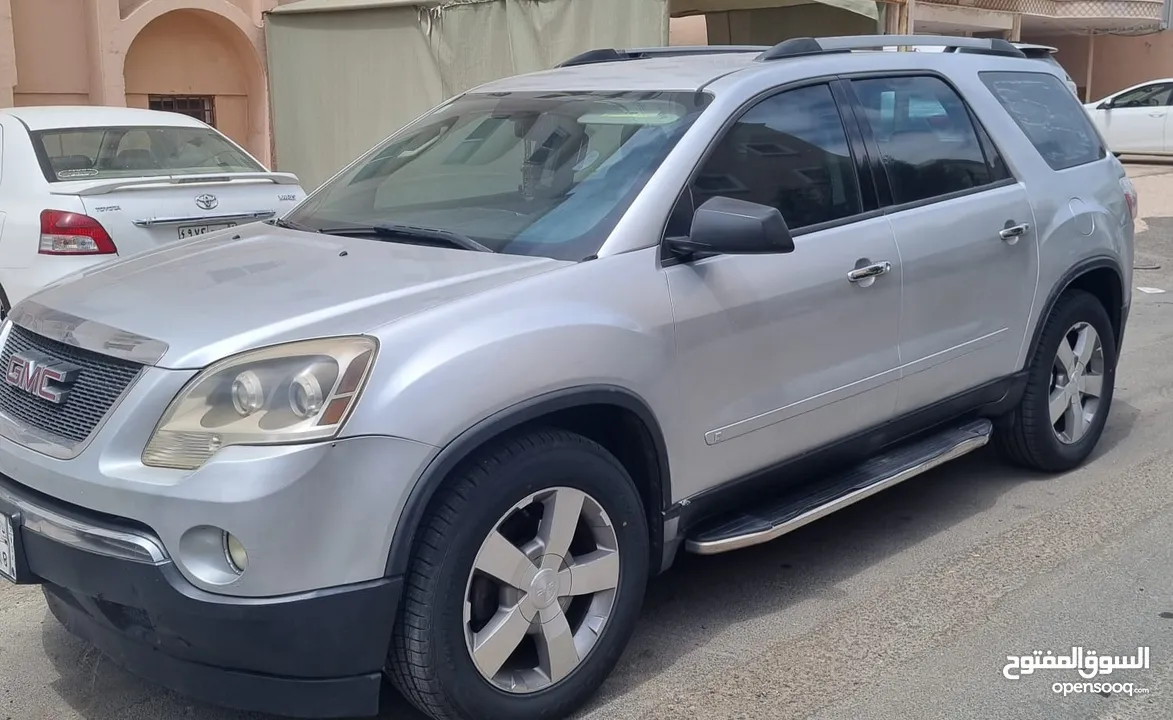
[[668, 196, 796, 257], [1097, 100, 1114, 110]]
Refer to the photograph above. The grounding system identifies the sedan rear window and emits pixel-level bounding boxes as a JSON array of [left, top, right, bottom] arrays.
[[31, 125, 264, 183]]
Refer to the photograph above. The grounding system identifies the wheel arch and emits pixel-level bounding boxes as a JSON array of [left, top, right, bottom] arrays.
[[1027, 256, 1126, 364], [384, 385, 672, 579]]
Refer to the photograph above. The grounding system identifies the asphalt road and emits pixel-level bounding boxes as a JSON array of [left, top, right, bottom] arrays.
[[5, 163, 1173, 720]]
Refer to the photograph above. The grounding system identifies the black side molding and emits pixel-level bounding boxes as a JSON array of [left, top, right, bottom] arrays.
[[383, 385, 672, 579]]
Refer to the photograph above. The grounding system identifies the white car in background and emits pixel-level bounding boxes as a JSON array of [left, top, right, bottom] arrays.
[[0, 106, 307, 318], [1084, 78, 1173, 156]]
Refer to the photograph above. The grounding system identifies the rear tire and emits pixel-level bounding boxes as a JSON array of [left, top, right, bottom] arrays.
[[997, 289, 1117, 472], [388, 428, 649, 720]]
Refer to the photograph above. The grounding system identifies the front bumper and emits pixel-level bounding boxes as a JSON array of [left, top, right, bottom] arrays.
[[1, 473, 399, 718]]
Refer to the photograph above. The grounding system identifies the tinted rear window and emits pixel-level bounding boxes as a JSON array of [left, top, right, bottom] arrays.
[[31, 125, 264, 183], [979, 71, 1105, 171]]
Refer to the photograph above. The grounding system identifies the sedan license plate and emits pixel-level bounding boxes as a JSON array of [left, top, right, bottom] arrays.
[[0, 514, 15, 583], [177, 222, 237, 240]]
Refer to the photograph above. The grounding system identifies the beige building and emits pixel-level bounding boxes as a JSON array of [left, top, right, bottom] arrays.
[[0, 0, 283, 164], [1, 0, 1168, 176], [671, 0, 1173, 103]]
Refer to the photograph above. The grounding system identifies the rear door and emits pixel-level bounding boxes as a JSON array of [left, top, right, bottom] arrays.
[[32, 124, 306, 255], [845, 73, 1038, 414]]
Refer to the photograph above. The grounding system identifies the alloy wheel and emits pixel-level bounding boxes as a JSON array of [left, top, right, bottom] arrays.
[[463, 486, 620, 693], [1049, 321, 1105, 445]]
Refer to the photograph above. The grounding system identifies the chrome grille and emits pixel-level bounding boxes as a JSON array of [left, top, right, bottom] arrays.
[[0, 325, 143, 443]]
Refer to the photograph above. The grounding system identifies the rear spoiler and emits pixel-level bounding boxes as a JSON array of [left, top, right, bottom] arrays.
[[52, 171, 301, 197]]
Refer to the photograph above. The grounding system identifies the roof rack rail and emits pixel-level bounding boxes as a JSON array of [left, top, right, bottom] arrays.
[[557, 45, 769, 68], [756, 35, 1025, 61]]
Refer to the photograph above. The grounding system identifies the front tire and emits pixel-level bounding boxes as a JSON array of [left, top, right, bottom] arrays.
[[388, 428, 649, 720], [997, 289, 1117, 472]]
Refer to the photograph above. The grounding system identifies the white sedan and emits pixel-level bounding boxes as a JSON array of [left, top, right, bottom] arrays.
[[0, 106, 308, 318], [1085, 79, 1173, 155]]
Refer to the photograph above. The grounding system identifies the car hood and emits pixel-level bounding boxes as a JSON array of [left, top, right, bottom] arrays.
[[20, 223, 570, 369]]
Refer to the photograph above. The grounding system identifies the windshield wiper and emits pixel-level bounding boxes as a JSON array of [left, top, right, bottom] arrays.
[[318, 223, 494, 253], [271, 216, 320, 233]]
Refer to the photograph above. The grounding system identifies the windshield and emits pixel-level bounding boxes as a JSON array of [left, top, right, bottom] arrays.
[[32, 125, 265, 183], [284, 90, 712, 261]]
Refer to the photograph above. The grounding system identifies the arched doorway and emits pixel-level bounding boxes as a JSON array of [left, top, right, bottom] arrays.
[[123, 8, 268, 162]]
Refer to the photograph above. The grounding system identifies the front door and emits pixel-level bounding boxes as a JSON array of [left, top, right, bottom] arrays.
[[844, 74, 1038, 414], [1092, 82, 1173, 154], [664, 82, 903, 500]]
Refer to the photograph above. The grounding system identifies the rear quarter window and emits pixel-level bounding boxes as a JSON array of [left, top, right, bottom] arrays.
[[979, 70, 1105, 171]]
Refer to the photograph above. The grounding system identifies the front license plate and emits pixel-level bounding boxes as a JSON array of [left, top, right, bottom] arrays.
[[0, 514, 16, 583], [177, 222, 237, 239]]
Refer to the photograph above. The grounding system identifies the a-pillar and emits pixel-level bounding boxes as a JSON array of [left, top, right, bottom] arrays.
[[85, 0, 127, 106]]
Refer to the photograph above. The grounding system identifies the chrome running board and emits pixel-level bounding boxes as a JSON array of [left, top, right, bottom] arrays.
[[685, 419, 994, 555]]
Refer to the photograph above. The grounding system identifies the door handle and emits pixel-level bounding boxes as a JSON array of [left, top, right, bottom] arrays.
[[999, 222, 1030, 244], [847, 261, 891, 283], [1149, 111, 1165, 118]]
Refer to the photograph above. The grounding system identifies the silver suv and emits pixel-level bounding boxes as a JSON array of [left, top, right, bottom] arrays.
[[0, 35, 1137, 720]]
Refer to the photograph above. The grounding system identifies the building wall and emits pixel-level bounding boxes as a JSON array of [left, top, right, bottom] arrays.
[[1026, 31, 1173, 102], [12, 0, 90, 107], [670, 14, 708, 45], [706, 5, 878, 44], [0, 0, 274, 163], [123, 10, 252, 154]]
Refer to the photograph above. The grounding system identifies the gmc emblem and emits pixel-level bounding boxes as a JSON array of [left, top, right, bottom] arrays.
[[4, 351, 80, 404]]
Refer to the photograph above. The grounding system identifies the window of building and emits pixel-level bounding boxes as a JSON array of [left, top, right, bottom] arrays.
[[690, 83, 862, 232], [979, 71, 1107, 172], [849, 75, 998, 206], [148, 95, 216, 126]]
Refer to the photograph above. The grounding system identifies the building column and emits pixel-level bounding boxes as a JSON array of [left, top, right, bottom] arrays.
[[1084, 31, 1096, 102], [0, 0, 16, 108], [85, 0, 126, 106], [900, 0, 916, 34]]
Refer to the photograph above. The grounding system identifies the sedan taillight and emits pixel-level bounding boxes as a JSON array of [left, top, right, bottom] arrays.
[[39, 209, 118, 255]]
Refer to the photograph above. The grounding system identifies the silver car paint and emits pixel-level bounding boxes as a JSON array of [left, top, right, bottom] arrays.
[[0, 48, 1132, 598], [25, 228, 571, 369]]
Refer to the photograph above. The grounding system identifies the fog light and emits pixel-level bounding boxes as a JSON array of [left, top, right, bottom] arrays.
[[224, 532, 249, 573]]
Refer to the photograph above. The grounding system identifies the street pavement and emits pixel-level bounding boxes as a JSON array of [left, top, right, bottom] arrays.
[[5, 162, 1173, 720]]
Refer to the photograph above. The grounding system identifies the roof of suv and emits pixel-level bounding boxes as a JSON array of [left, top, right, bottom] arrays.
[[478, 52, 762, 94], [471, 37, 1060, 96]]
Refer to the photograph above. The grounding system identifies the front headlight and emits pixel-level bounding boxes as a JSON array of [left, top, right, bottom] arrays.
[[142, 336, 377, 470]]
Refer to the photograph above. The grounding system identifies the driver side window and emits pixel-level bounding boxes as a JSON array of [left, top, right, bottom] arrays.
[[1113, 84, 1173, 109], [682, 83, 863, 235]]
